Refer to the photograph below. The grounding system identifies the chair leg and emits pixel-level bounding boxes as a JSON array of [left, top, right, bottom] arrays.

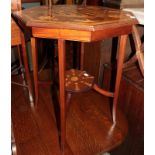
[[112, 35, 128, 124], [20, 32, 34, 106], [17, 45, 26, 86], [123, 54, 137, 69]]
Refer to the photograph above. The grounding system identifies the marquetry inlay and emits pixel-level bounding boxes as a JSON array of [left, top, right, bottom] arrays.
[[13, 5, 137, 31], [65, 69, 94, 92]]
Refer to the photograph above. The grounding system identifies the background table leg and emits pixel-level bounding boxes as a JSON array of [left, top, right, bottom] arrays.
[[80, 42, 85, 70]]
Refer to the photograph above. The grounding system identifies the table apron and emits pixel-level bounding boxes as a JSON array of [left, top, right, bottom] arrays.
[[32, 26, 132, 42], [32, 27, 91, 42]]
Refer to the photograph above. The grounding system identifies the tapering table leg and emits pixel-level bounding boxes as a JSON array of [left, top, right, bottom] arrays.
[[31, 37, 38, 106], [80, 42, 85, 70], [113, 35, 128, 124], [58, 39, 66, 152], [20, 32, 34, 106]]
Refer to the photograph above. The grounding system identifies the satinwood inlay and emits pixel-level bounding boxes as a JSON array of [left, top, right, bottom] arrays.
[[65, 69, 94, 92]]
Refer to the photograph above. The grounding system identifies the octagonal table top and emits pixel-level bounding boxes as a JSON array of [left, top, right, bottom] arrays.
[[12, 5, 138, 31]]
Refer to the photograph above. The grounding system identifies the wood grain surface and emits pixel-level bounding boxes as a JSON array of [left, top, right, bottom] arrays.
[[12, 5, 138, 31], [12, 71, 128, 155]]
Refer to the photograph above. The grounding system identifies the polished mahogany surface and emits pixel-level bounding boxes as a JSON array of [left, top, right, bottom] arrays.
[[11, 4, 136, 153], [12, 5, 137, 31]]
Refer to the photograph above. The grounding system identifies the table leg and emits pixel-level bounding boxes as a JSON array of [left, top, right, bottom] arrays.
[[20, 32, 34, 106], [31, 37, 38, 106], [58, 39, 66, 152], [80, 42, 85, 70], [113, 34, 128, 124]]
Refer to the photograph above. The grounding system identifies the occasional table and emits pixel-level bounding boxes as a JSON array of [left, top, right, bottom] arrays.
[[12, 5, 138, 153]]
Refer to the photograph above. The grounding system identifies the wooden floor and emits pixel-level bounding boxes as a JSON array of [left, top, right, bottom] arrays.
[[11, 71, 128, 155]]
